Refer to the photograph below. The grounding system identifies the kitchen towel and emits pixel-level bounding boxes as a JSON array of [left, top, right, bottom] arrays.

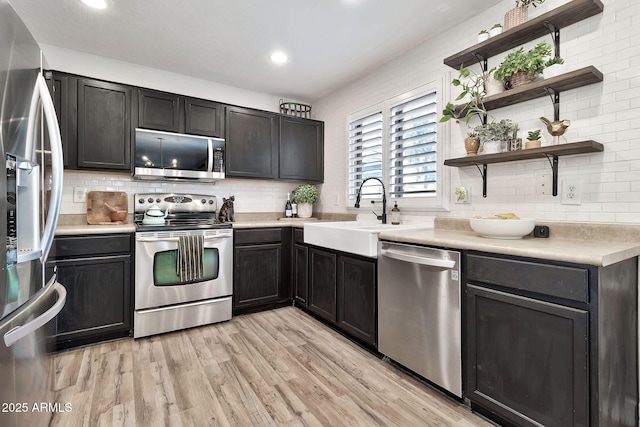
[[177, 234, 205, 282]]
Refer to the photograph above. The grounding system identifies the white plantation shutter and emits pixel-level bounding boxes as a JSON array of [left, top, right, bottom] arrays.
[[348, 111, 383, 199], [388, 92, 438, 198]]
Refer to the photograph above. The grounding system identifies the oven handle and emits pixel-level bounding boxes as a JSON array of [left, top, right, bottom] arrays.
[[136, 235, 232, 242]]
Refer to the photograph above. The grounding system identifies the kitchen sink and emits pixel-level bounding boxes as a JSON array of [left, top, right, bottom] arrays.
[[303, 221, 430, 257]]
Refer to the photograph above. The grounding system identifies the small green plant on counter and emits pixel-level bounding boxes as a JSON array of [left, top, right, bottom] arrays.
[[292, 184, 320, 204]]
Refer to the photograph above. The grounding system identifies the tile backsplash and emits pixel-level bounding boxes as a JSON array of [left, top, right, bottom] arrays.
[[62, 171, 315, 215]]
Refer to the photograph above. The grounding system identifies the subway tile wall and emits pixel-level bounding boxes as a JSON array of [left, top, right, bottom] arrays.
[[313, 0, 640, 223]]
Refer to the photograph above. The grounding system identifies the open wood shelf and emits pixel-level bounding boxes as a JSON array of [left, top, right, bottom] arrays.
[[443, 0, 605, 69], [444, 140, 603, 167], [444, 66, 603, 116]]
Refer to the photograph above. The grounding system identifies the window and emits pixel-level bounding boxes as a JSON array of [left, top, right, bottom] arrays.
[[389, 92, 438, 198], [347, 84, 442, 207]]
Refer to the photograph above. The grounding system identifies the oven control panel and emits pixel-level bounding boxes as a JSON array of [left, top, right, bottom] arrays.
[[134, 193, 217, 214]]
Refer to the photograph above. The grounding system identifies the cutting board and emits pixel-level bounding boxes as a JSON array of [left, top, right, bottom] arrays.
[[87, 191, 128, 224]]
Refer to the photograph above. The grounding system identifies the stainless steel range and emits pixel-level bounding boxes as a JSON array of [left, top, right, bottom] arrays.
[[133, 193, 232, 338]]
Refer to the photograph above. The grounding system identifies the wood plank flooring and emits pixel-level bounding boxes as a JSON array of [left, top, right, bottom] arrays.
[[49, 307, 493, 426]]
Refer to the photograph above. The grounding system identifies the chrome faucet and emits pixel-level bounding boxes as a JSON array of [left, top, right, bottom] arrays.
[[354, 177, 387, 224]]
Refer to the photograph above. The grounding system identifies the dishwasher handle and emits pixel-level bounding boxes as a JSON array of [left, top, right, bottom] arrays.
[[380, 248, 456, 269]]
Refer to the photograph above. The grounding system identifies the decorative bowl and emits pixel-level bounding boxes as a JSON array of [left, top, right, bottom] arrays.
[[469, 217, 535, 239], [110, 210, 127, 222]]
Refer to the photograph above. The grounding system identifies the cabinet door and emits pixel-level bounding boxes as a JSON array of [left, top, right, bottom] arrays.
[[185, 98, 224, 137], [225, 106, 278, 179], [337, 254, 376, 346], [77, 79, 131, 170], [137, 89, 181, 132], [293, 243, 309, 305], [279, 116, 324, 182], [44, 71, 72, 169], [308, 247, 337, 322], [234, 243, 282, 311], [466, 284, 588, 427], [48, 254, 132, 349]]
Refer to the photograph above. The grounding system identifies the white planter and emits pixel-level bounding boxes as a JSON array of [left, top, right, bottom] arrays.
[[543, 63, 568, 80], [489, 26, 503, 37], [297, 203, 313, 218], [477, 32, 489, 43], [480, 140, 503, 154], [484, 74, 505, 97]]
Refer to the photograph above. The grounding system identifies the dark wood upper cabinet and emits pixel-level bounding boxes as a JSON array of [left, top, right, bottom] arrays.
[[225, 106, 279, 179], [137, 89, 181, 132], [76, 78, 131, 170], [138, 89, 224, 138], [44, 71, 72, 169], [279, 116, 324, 182]]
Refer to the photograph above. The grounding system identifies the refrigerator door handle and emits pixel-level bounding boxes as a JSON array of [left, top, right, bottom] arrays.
[[26, 74, 64, 264], [3, 274, 66, 347]]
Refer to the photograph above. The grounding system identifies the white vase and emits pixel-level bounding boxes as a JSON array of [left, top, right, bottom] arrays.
[[484, 74, 505, 97], [297, 203, 313, 218], [477, 32, 489, 43], [481, 140, 502, 154]]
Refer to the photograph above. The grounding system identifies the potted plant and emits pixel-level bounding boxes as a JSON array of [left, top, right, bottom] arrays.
[[489, 23, 503, 37], [292, 184, 320, 218], [542, 56, 566, 79], [504, 0, 545, 30], [525, 129, 542, 149], [477, 30, 489, 43], [440, 64, 487, 125], [483, 67, 505, 97], [473, 119, 515, 154], [494, 41, 552, 89], [465, 130, 480, 156]]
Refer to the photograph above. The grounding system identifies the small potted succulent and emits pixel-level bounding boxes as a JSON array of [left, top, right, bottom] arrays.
[[292, 184, 320, 218], [473, 119, 516, 154], [494, 41, 552, 88], [542, 56, 566, 79], [465, 130, 480, 156], [489, 23, 503, 37], [525, 129, 542, 149], [477, 29, 489, 43]]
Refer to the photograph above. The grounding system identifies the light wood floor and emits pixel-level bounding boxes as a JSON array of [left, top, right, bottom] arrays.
[[49, 307, 493, 426]]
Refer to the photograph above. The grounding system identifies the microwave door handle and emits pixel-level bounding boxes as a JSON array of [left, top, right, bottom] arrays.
[[207, 139, 214, 172], [26, 74, 64, 264]]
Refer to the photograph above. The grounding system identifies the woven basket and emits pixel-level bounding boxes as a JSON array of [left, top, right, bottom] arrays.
[[504, 6, 528, 30], [509, 71, 535, 88]]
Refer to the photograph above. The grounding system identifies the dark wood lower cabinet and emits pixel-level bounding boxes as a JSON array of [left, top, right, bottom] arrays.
[[308, 247, 337, 322], [47, 234, 133, 350], [337, 255, 376, 346], [466, 284, 588, 427], [233, 228, 291, 315], [293, 243, 309, 305]]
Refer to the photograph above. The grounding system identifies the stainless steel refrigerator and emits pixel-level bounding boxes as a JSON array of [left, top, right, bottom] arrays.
[[1, 1, 66, 426]]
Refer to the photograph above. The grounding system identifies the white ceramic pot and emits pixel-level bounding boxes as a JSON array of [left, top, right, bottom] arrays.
[[477, 32, 489, 43], [543, 63, 567, 80], [484, 74, 505, 97], [489, 26, 503, 37], [297, 203, 313, 218], [481, 140, 502, 154]]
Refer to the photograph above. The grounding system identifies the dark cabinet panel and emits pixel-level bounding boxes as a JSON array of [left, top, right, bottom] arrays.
[[279, 116, 324, 182], [76, 79, 131, 170], [466, 284, 589, 427], [308, 247, 337, 322], [293, 243, 308, 305], [225, 106, 278, 179], [137, 89, 181, 132], [234, 243, 281, 308], [337, 255, 376, 346], [44, 71, 72, 168], [233, 228, 292, 315], [47, 234, 133, 350], [185, 98, 224, 137]]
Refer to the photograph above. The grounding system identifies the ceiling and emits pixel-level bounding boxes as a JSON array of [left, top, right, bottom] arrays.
[[10, 0, 502, 101]]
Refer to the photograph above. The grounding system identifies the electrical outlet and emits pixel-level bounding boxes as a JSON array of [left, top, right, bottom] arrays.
[[561, 180, 582, 205], [74, 187, 87, 203], [535, 173, 552, 195]]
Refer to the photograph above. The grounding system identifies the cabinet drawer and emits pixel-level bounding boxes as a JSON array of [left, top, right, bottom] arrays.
[[50, 234, 131, 259], [293, 228, 304, 244], [466, 254, 589, 303], [234, 228, 282, 245]]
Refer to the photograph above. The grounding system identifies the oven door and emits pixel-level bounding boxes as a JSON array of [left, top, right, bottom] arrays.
[[135, 229, 232, 310]]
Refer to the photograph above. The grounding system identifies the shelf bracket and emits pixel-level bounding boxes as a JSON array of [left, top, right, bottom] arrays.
[[472, 53, 488, 73], [474, 163, 488, 197], [545, 87, 561, 121], [543, 154, 559, 196], [543, 21, 561, 58]]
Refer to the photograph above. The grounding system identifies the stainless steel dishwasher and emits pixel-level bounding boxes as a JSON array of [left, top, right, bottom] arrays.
[[378, 240, 462, 398]]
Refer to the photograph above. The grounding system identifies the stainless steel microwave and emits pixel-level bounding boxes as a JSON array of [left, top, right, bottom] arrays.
[[134, 128, 225, 182]]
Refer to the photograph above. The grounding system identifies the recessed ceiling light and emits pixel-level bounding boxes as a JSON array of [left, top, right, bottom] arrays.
[[82, 0, 107, 9], [270, 51, 288, 64]]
